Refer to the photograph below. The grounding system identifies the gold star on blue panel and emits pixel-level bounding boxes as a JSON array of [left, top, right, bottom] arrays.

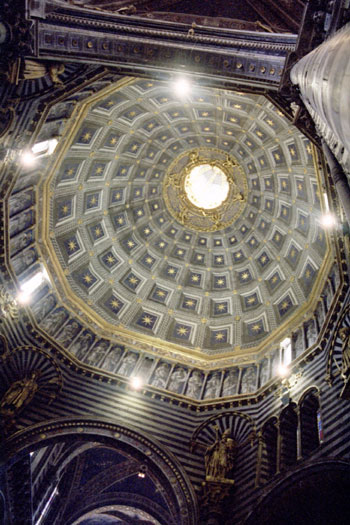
[[57, 199, 73, 220], [254, 127, 267, 140], [252, 196, 260, 208], [167, 226, 178, 238], [136, 311, 158, 330], [126, 140, 142, 155], [140, 253, 156, 269], [192, 252, 205, 265], [277, 295, 294, 317], [155, 239, 168, 252], [237, 269, 252, 284], [232, 250, 245, 263], [264, 177, 274, 191], [237, 147, 247, 158], [155, 95, 170, 105], [198, 109, 214, 119], [109, 188, 124, 205], [164, 264, 178, 279], [296, 179, 306, 200], [240, 224, 248, 236], [135, 168, 147, 179], [198, 237, 207, 247], [89, 223, 105, 242], [313, 227, 326, 252], [105, 294, 124, 314], [265, 199, 274, 214], [176, 124, 190, 134], [173, 246, 186, 260], [149, 186, 158, 197], [97, 93, 125, 110], [182, 296, 198, 311], [244, 136, 254, 149], [258, 219, 268, 233], [286, 244, 300, 269], [248, 211, 256, 223], [75, 268, 98, 289], [157, 131, 171, 141], [264, 116, 276, 128], [64, 235, 80, 256], [296, 212, 310, 235], [247, 162, 256, 174], [151, 201, 161, 213], [258, 155, 267, 168], [84, 193, 100, 212], [167, 109, 185, 120], [121, 106, 144, 122], [247, 319, 265, 337], [213, 301, 229, 316], [122, 236, 138, 252], [181, 232, 192, 243], [243, 292, 259, 310], [185, 137, 198, 146], [272, 147, 285, 165], [251, 178, 260, 190], [280, 177, 291, 194], [247, 236, 258, 249], [213, 239, 222, 247], [188, 272, 202, 286], [214, 254, 225, 266], [229, 235, 237, 245], [288, 142, 299, 161], [133, 187, 143, 200], [146, 147, 157, 160], [76, 126, 97, 145], [135, 80, 155, 91], [103, 131, 122, 149], [213, 275, 227, 289], [88, 161, 108, 179], [141, 225, 153, 238], [267, 271, 282, 292], [114, 165, 131, 178], [123, 272, 141, 291], [201, 124, 214, 134], [211, 328, 228, 344], [60, 161, 81, 182], [150, 286, 169, 304], [271, 230, 284, 249], [303, 139, 313, 161], [133, 207, 145, 221], [143, 118, 160, 133], [257, 251, 271, 269], [100, 250, 120, 270], [312, 183, 321, 207], [160, 154, 170, 165], [113, 212, 127, 230], [173, 322, 191, 341], [299, 262, 317, 295]]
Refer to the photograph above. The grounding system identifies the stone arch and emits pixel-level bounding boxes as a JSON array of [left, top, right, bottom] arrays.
[[2, 416, 199, 525]]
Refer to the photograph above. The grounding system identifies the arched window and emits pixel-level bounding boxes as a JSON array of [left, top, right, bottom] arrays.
[[260, 417, 278, 482], [279, 403, 298, 471], [300, 388, 320, 457]]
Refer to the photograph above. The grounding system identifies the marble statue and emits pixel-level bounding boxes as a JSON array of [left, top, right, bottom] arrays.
[[204, 373, 221, 399], [41, 309, 66, 334], [168, 367, 187, 393], [72, 332, 93, 359], [34, 295, 55, 321], [222, 369, 239, 396], [260, 360, 269, 386], [186, 370, 203, 399], [241, 367, 256, 394], [12, 248, 36, 274], [152, 363, 170, 389], [57, 321, 80, 347], [118, 352, 138, 376], [86, 341, 109, 366], [103, 347, 122, 372]]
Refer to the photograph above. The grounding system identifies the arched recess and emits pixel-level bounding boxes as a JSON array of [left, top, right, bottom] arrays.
[[279, 403, 298, 471], [1, 416, 198, 525], [244, 460, 350, 525], [299, 387, 321, 458], [260, 417, 278, 483]]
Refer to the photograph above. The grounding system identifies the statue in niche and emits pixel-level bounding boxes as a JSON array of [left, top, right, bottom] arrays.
[[86, 341, 109, 366], [103, 347, 122, 372], [293, 329, 304, 356], [340, 327, 350, 377], [240, 367, 256, 394], [9, 191, 33, 216], [57, 321, 80, 347], [168, 367, 187, 393], [151, 363, 170, 389], [9, 211, 32, 236], [205, 426, 237, 482], [204, 373, 221, 399], [0, 370, 41, 418], [12, 248, 36, 274], [41, 309, 66, 334], [260, 360, 269, 386], [72, 332, 93, 359], [118, 352, 138, 376], [222, 369, 239, 396], [0, 288, 19, 320], [315, 300, 325, 327], [186, 370, 203, 399], [34, 295, 55, 321], [306, 319, 318, 348], [10, 231, 32, 254]]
